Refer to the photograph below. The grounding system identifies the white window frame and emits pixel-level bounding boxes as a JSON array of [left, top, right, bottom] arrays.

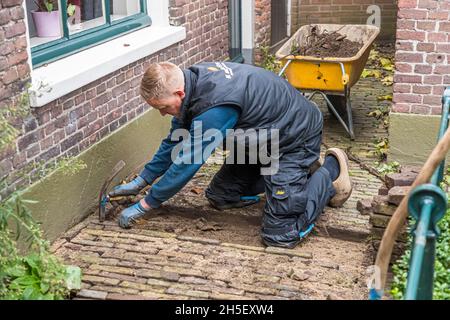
[[26, 0, 186, 107]]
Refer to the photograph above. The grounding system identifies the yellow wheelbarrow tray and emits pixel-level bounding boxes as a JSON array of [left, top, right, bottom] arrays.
[[276, 24, 380, 140]]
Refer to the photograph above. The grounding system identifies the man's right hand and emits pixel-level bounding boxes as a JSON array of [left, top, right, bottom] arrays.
[[118, 200, 152, 228], [109, 176, 148, 197]]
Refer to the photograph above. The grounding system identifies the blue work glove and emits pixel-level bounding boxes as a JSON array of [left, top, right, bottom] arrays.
[[109, 176, 148, 197], [118, 201, 151, 228]]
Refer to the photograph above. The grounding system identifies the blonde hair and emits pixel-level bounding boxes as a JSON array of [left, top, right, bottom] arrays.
[[140, 62, 184, 101]]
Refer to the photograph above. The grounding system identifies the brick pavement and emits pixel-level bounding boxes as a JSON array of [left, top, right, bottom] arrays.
[[52, 75, 392, 300]]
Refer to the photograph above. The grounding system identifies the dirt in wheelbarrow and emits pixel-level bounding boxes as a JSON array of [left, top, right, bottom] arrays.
[[292, 26, 363, 58]]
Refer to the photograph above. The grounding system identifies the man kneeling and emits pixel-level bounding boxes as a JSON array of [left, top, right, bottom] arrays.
[[110, 61, 352, 249]]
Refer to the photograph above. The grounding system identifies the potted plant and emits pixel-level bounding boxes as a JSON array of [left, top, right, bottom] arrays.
[[31, 1, 76, 38], [31, 0, 60, 37]]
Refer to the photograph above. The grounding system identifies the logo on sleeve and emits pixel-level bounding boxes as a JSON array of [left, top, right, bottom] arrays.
[[214, 62, 234, 79]]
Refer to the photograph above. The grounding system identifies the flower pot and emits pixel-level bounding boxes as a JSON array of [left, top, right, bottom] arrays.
[[31, 10, 61, 37]]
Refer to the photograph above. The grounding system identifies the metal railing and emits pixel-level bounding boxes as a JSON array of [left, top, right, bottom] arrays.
[[404, 86, 450, 300]]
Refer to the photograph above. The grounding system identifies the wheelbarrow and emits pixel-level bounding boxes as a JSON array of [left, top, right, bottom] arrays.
[[275, 24, 380, 140]]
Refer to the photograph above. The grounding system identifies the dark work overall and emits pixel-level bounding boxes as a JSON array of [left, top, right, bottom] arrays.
[[180, 62, 336, 248]]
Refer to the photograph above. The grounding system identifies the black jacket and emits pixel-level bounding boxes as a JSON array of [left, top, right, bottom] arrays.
[[180, 62, 323, 153]]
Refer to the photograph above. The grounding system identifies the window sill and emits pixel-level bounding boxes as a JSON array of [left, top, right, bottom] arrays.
[[29, 25, 186, 107]]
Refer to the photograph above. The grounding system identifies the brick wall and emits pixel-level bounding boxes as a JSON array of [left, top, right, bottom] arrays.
[[0, 0, 29, 107], [393, 0, 450, 115], [254, 0, 271, 63], [291, 0, 300, 35], [292, 0, 398, 40], [0, 0, 31, 198], [0, 0, 229, 199]]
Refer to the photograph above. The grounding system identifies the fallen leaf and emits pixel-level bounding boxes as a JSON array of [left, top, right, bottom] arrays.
[[190, 187, 204, 195], [377, 94, 393, 101], [381, 75, 393, 86], [361, 69, 382, 79]]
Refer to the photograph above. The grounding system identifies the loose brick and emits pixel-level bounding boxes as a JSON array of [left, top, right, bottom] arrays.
[[385, 172, 418, 189], [388, 186, 411, 205], [356, 198, 373, 215], [371, 227, 409, 243], [369, 213, 391, 228], [371, 195, 397, 216]]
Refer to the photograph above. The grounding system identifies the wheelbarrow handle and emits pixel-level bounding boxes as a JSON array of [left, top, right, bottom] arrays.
[[278, 60, 292, 77]]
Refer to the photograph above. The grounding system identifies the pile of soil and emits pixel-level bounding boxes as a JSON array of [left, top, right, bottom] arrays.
[[292, 26, 363, 58]]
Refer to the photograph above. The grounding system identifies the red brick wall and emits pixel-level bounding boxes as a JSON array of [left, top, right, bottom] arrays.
[[254, 0, 271, 63], [0, 0, 31, 198], [293, 0, 398, 40], [0, 0, 229, 199], [0, 0, 29, 107], [393, 0, 450, 115]]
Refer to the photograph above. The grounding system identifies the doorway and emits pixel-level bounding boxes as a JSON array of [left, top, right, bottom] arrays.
[[271, 0, 288, 49]]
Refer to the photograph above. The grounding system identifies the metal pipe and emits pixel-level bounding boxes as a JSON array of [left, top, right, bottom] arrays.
[[431, 87, 450, 185], [405, 199, 434, 300]]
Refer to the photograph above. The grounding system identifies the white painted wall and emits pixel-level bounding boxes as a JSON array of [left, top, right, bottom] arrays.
[[241, 0, 254, 64], [147, 0, 169, 27], [112, 0, 140, 16], [287, 0, 291, 37]]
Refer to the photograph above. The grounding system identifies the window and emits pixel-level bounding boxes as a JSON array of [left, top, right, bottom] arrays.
[[26, 0, 151, 67], [28, 0, 186, 107]]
